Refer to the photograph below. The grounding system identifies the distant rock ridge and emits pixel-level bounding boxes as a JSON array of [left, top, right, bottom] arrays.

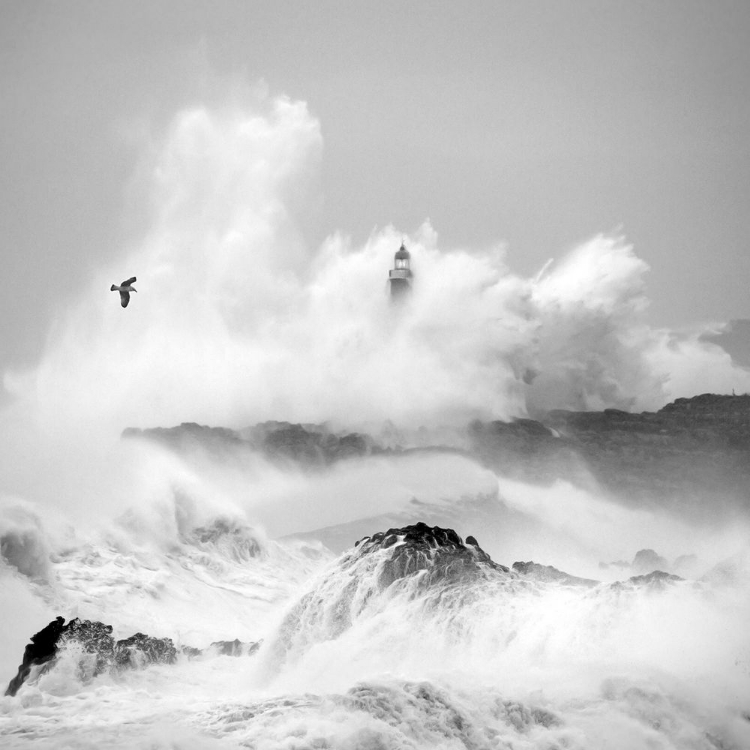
[[123, 393, 750, 511], [123, 421, 375, 467], [470, 393, 750, 509]]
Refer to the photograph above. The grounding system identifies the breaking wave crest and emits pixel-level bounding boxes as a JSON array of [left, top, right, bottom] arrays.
[[0, 498, 53, 584]]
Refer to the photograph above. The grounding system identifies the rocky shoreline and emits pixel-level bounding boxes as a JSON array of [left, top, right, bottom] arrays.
[[6, 522, 692, 697]]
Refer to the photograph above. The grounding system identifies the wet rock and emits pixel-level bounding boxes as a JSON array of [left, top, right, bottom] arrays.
[[4, 616, 255, 696], [355, 522, 509, 588], [6, 617, 115, 695], [58, 618, 116, 676], [114, 632, 177, 668], [5, 616, 66, 697]]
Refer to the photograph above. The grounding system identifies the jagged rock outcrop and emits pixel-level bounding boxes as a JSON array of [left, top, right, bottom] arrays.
[[511, 561, 598, 587], [58, 618, 117, 676], [6, 616, 265, 696], [5, 616, 66, 697], [114, 632, 177, 669], [354, 522, 509, 588], [268, 523, 515, 664]]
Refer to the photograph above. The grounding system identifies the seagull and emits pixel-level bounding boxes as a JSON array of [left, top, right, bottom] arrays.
[[111, 276, 137, 308]]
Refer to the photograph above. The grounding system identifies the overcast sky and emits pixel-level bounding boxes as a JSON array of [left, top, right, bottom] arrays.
[[2, 0, 749, 377]]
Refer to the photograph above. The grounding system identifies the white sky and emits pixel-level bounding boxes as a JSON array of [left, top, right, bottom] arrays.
[[2, 0, 749, 376]]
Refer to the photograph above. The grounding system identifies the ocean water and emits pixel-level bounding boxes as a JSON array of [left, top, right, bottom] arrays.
[[1, 436, 749, 750]]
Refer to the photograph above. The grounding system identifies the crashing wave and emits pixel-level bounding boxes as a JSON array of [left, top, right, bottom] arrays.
[[0, 499, 54, 584]]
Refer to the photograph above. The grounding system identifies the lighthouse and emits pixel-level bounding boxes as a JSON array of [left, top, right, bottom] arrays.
[[388, 242, 413, 300]]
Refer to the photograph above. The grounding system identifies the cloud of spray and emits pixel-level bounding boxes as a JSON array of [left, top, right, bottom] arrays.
[[4, 91, 749, 448]]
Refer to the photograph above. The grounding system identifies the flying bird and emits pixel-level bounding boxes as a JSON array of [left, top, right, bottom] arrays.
[[111, 276, 137, 307]]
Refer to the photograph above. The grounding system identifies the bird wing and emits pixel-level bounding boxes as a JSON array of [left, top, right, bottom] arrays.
[[119, 290, 130, 308], [121, 276, 137, 286]]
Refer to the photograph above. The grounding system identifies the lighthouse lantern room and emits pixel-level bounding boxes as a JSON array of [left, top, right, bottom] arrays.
[[388, 242, 413, 299]]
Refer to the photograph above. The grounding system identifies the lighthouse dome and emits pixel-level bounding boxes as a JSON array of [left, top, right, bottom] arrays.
[[395, 244, 410, 260]]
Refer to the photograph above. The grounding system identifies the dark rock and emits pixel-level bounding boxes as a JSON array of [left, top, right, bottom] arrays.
[[59, 618, 116, 676], [512, 561, 598, 587], [273, 523, 513, 657], [6, 617, 115, 696], [5, 616, 254, 696], [114, 632, 177, 668], [5, 616, 66, 697], [354, 522, 509, 589]]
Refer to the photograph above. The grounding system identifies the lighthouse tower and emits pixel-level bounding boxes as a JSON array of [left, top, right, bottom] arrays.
[[388, 242, 413, 300]]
